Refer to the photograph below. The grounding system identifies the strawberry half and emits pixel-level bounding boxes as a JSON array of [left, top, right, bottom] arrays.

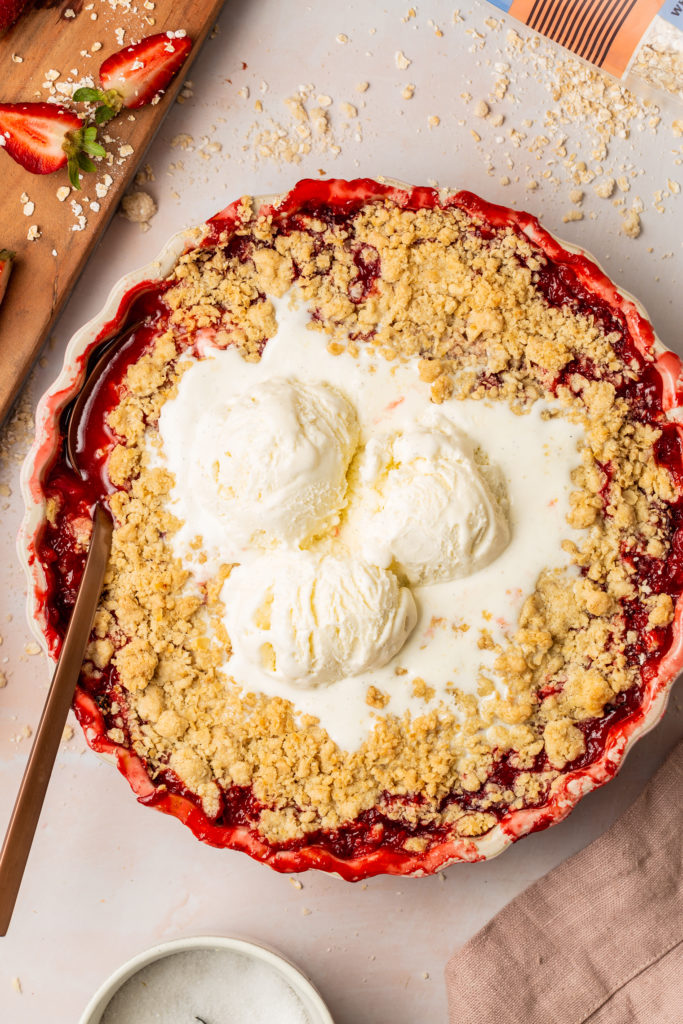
[[0, 102, 105, 188], [98, 31, 192, 112], [0, 250, 15, 308]]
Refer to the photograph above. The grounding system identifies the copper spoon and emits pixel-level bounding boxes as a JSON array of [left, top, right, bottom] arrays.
[[0, 321, 144, 935]]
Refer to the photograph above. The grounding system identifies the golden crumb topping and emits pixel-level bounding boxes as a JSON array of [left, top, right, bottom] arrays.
[[69, 191, 679, 849]]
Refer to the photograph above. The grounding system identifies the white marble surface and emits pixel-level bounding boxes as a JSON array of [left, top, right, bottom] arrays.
[[1, 2, 682, 1022]]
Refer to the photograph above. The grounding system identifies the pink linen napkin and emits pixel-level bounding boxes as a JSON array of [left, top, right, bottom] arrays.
[[445, 739, 683, 1023]]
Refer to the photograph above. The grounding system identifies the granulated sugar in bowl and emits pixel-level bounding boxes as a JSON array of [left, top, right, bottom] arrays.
[[79, 936, 334, 1024]]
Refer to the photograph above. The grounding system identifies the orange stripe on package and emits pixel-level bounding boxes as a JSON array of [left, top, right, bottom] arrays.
[[487, 0, 683, 101]]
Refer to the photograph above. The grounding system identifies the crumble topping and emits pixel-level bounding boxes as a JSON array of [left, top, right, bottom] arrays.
[[55, 189, 679, 849]]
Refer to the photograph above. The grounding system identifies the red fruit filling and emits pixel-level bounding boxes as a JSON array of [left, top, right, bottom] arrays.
[[32, 179, 683, 874]]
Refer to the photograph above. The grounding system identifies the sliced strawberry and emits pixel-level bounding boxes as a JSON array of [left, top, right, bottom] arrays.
[[0, 102, 105, 188], [98, 32, 192, 111], [0, 250, 15, 307], [0, 0, 32, 37]]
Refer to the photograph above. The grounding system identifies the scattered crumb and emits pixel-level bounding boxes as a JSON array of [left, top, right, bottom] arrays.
[[289, 877, 303, 890], [56, 186, 71, 202], [594, 177, 615, 199], [395, 50, 412, 70], [621, 208, 642, 238], [26, 225, 41, 241], [474, 100, 489, 118], [563, 210, 584, 222], [402, 83, 415, 100], [120, 191, 157, 230]]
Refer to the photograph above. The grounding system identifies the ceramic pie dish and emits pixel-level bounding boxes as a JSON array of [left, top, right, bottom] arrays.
[[19, 177, 683, 880]]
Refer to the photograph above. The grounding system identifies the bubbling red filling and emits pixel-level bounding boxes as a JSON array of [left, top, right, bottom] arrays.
[[34, 179, 683, 868]]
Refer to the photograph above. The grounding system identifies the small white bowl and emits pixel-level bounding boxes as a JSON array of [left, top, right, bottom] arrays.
[[78, 935, 335, 1024]]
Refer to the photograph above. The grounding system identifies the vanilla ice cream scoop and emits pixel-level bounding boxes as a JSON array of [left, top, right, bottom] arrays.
[[159, 375, 359, 566], [354, 415, 510, 586], [222, 552, 417, 688]]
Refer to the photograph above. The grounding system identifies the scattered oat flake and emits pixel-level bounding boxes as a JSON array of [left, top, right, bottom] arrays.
[[119, 144, 134, 157], [289, 877, 303, 890], [25, 642, 41, 655], [27, 225, 40, 241], [12, 977, 22, 994], [395, 50, 412, 70], [340, 102, 357, 118]]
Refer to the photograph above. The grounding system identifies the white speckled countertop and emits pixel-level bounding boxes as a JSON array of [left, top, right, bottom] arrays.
[[1, 2, 682, 1021]]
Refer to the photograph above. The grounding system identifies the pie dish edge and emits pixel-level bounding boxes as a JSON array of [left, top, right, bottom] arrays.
[[17, 179, 683, 878]]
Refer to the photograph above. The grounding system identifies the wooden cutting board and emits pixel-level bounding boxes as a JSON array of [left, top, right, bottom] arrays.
[[0, 0, 226, 424]]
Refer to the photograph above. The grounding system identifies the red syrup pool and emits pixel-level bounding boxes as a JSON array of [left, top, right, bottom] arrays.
[[32, 179, 683, 876]]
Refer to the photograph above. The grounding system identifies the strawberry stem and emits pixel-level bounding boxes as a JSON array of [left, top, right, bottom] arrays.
[[73, 86, 122, 125], [63, 124, 106, 190]]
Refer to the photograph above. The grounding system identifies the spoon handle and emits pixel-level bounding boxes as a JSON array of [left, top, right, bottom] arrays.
[[0, 505, 113, 936]]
